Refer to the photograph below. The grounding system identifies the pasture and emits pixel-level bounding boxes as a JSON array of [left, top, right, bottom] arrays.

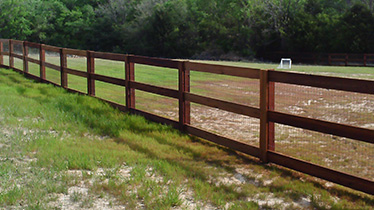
[[0, 68, 374, 209], [3, 54, 374, 183]]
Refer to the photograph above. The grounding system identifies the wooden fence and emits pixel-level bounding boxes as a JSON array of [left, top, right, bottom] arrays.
[[263, 52, 374, 67], [0, 39, 373, 195]]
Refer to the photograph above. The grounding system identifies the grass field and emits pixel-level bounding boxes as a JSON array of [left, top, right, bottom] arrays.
[[1, 68, 374, 209], [3, 55, 374, 181]]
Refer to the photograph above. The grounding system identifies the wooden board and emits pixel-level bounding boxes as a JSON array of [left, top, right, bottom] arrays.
[[25, 42, 40, 48], [92, 74, 126, 87], [269, 111, 374, 144], [26, 57, 40, 65], [44, 62, 60, 71], [188, 62, 260, 79], [269, 71, 374, 95], [268, 151, 374, 195], [130, 81, 179, 99], [64, 48, 87, 57], [43, 45, 60, 52], [65, 68, 88, 78], [185, 93, 260, 118], [186, 125, 260, 158], [92, 51, 126, 61], [129, 55, 179, 69], [131, 109, 179, 129]]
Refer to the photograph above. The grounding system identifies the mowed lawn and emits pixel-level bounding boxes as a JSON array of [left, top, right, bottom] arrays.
[[0, 68, 374, 209]]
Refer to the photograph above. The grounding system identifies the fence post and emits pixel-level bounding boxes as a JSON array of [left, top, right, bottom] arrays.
[[345, 54, 348, 66], [23, 41, 29, 73], [0, 41, 3, 65], [328, 54, 331, 66], [260, 69, 271, 162], [40, 44, 46, 80], [60, 48, 67, 88], [268, 69, 275, 151], [125, 55, 135, 109], [364, 54, 367, 67], [178, 61, 191, 131], [9, 40, 14, 69], [87, 51, 95, 96]]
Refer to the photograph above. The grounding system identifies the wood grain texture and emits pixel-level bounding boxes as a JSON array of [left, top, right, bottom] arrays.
[[92, 74, 126, 87], [40, 44, 46, 80], [185, 93, 260, 118], [269, 111, 374, 144], [130, 81, 178, 99], [43, 45, 60, 52], [92, 51, 126, 61], [129, 55, 179, 69], [25, 41, 41, 48], [87, 51, 95, 96], [44, 62, 60, 71], [188, 62, 260, 79], [64, 48, 86, 57], [65, 68, 88, 78], [269, 71, 374, 95]]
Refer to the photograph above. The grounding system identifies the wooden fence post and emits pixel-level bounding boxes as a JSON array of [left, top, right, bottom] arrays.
[[0, 41, 3, 65], [87, 51, 95, 96], [364, 54, 367, 67], [23, 41, 29, 73], [125, 55, 135, 109], [178, 61, 191, 131], [9, 40, 14, 68], [60, 48, 67, 88], [260, 69, 271, 162], [268, 69, 275, 151], [40, 44, 46, 80], [328, 54, 331, 66], [345, 54, 348, 66]]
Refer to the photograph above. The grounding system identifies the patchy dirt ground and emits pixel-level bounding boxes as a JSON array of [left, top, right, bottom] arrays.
[[138, 80, 374, 181]]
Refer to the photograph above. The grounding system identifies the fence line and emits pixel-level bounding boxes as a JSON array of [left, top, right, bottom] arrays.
[[0, 39, 373, 195]]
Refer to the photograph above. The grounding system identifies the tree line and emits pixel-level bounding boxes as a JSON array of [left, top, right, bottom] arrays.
[[0, 0, 373, 59]]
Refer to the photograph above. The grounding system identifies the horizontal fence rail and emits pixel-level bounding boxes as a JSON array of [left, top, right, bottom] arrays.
[[0, 39, 373, 195]]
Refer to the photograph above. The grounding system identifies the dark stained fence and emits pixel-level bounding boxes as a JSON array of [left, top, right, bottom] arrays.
[[0, 39, 373, 195]]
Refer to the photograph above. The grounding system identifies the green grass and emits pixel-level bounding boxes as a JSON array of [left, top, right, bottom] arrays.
[[0, 68, 374, 209]]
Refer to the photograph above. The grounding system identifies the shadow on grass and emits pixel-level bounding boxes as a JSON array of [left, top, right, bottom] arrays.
[[3, 68, 374, 204]]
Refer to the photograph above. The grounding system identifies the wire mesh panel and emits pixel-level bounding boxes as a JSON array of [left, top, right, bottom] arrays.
[[190, 71, 260, 108], [67, 55, 86, 72], [95, 58, 124, 78], [275, 83, 374, 129], [13, 56, 23, 70], [2, 56, 9, 66], [275, 124, 374, 181], [94, 58, 126, 105], [274, 82, 374, 181], [189, 70, 260, 147], [12, 42, 23, 56], [190, 103, 260, 147], [28, 47, 40, 60], [28, 63, 39, 76], [96, 81, 125, 105], [45, 67, 60, 85], [45, 50, 60, 66], [135, 90, 178, 121], [67, 74, 87, 93], [135, 64, 178, 90]]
